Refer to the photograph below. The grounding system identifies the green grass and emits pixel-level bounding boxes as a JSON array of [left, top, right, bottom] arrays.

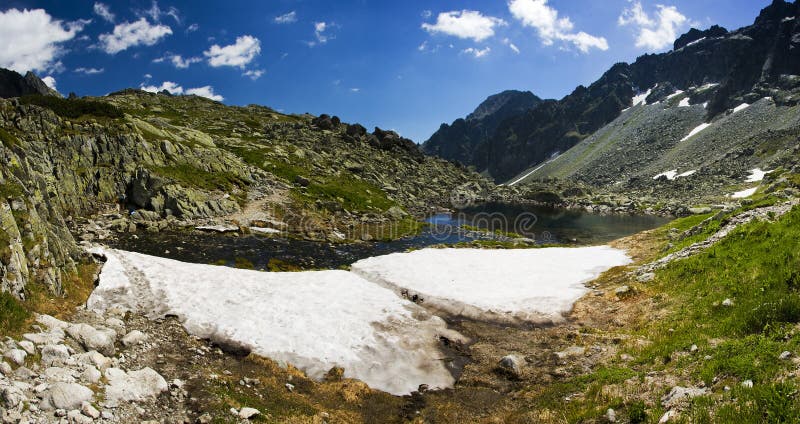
[[0, 127, 20, 147], [304, 175, 395, 212], [625, 205, 800, 418], [149, 164, 247, 194], [0, 292, 30, 336], [19, 95, 123, 119]]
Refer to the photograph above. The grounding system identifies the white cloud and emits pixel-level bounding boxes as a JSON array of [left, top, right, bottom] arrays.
[[185, 86, 223, 101], [99, 18, 172, 54], [421, 10, 432, 19], [350, 87, 360, 92], [0, 8, 85, 73], [503, 38, 521, 54], [204, 35, 261, 68], [310, 21, 335, 45], [41, 76, 57, 91], [274, 11, 297, 24], [139, 81, 224, 101], [421, 10, 506, 42], [462, 46, 491, 58], [140, 1, 180, 24], [143, 73, 152, 79], [619, 1, 688, 51], [74, 67, 104, 74], [169, 54, 202, 69], [186, 23, 199, 33], [243, 69, 264, 80], [93, 2, 115, 23], [508, 0, 608, 53]]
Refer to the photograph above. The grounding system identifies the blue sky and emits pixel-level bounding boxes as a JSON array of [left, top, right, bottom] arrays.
[[0, 0, 771, 142]]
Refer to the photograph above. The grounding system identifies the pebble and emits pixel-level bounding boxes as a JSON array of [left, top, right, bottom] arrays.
[[722, 298, 734, 307], [779, 351, 792, 360], [742, 380, 753, 388], [606, 408, 617, 422], [238, 407, 261, 419]]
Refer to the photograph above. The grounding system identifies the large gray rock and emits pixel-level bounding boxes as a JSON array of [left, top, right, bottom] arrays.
[[3, 348, 26, 365], [39, 382, 94, 410], [40, 344, 70, 367], [66, 324, 116, 356], [1, 385, 25, 408], [661, 386, 708, 408], [104, 367, 168, 405], [497, 354, 524, 378]]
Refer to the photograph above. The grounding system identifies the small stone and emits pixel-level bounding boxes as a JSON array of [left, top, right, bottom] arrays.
[[66, 324, 116, 356], [498, 354, 524, 378], [4, 348, 27, 365], [40, 382, 94, 410], [1, 385, 25, 408], [80, 366, 102, 384], [637, 272, 655, 283], [122, 330, 148, 347], [18, 340, 36, 355], [779, 351, 792, 360], [101, 410, 113, 420], [40, 344, 70, 367], [196, 412, 212, 423], [606, 408, 617, 422], [661, 386, 707, 408], [81, 401, 101, 419], [614, 285, 632, 296], [721, 298, 734, 307], [285, 383, 295, 392], [238, 407, 260, 419], [0, 361, 12, 375], [555, 346, 586, 359], [742, 380, 753, 388], [690, 344, 698, 352], [659, 409, 678, 423]]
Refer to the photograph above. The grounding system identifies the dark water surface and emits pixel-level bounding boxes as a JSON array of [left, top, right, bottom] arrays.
[[108, 203, 670, 271]]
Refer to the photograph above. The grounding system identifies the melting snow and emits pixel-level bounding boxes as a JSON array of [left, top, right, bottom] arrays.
[[686, 37, 706, 47], [680, 123, 711, 141], [677, 170, 697, 178], [731, 187, 757, 199], [698, 83, 719, 91], [732, 103, 750, 113], [783, 16, 796, 22], [745, 168, 772, 182], [666, 90, 685, 100], [632, 88, 653, 106], [351, 247, 631, 326], [249, 227, 280, 235], [87, 248, 465, 395], [654, 170, 679, 180], [678, 97, 691, 107]]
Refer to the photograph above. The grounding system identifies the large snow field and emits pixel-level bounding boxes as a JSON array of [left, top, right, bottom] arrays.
[[351, 247, 631, 326], [87, 248, 464, 395]]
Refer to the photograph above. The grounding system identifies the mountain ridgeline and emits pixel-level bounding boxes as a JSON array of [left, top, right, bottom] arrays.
[[423, 0, 800, 183]]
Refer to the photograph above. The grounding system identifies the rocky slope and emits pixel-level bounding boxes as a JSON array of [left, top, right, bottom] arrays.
[[424, 0, 800, 183], [0, 87, 492, 311]]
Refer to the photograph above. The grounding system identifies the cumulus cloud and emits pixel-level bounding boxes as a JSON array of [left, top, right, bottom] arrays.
[[508, 0, 608, 53], [99, 18, 172, 54], [140, 1, 180, 24], [93, 2, 115, 23], [140, 81, 224, 101], [274, 11, 297, 24], [422, 10, 506, 42], [74, 67, 104, 74], [41, 76, 57, 91], [618, 1, 688, 50], [0, 8, 85, 73], [462, 46, 491, 58], [243, 69, 264, 80], [153, 54, 203, 69], [204, 35, 261, 68]]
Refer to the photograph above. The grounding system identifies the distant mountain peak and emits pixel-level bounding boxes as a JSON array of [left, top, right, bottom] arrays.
[[467, 90, 541, 122], [0, 68, 61, 99]]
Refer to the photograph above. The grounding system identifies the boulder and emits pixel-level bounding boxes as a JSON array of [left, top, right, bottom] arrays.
[[122, 330, 148, 347], [497, 354, 524, 378], [4, 348, 26, 365], [39, 382, 94, 410], [66, 324, 116, 356], [104, 367, 168, 405]]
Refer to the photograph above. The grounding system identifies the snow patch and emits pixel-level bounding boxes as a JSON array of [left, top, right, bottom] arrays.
[[686, 37, 706, 47], [732, 103, 750, 113], [697, 83, 719, 91], [783, 16, 795, 22], [666, 90, 684, 100], [87, 248, 464, 395], [632, 87, 653, 106], [745, 168, 772, 183], [680, 123, 711, 141], [249, 227, 280, 235], [731, 187, 757, 199], [677, 170, 697, 178], [678, 97, 691, 107], [653, 170, 678, 180], [350, 247, 631, 326]]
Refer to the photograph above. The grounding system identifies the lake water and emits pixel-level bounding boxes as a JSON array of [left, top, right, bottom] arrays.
[[108, 203, 669, 271]]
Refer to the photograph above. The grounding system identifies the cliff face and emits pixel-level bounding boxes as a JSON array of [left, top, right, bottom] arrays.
[[424, 0, 800, 183]]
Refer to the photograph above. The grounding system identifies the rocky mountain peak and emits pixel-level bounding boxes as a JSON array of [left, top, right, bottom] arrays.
[[754, 0, 798, 25], [673, 25, 729, 50], [0, 69, 61, 98], [466, 90, 541, 122]]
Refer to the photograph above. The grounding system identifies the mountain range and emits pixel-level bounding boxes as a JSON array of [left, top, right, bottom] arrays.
[[423, 0, 800, 184]]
